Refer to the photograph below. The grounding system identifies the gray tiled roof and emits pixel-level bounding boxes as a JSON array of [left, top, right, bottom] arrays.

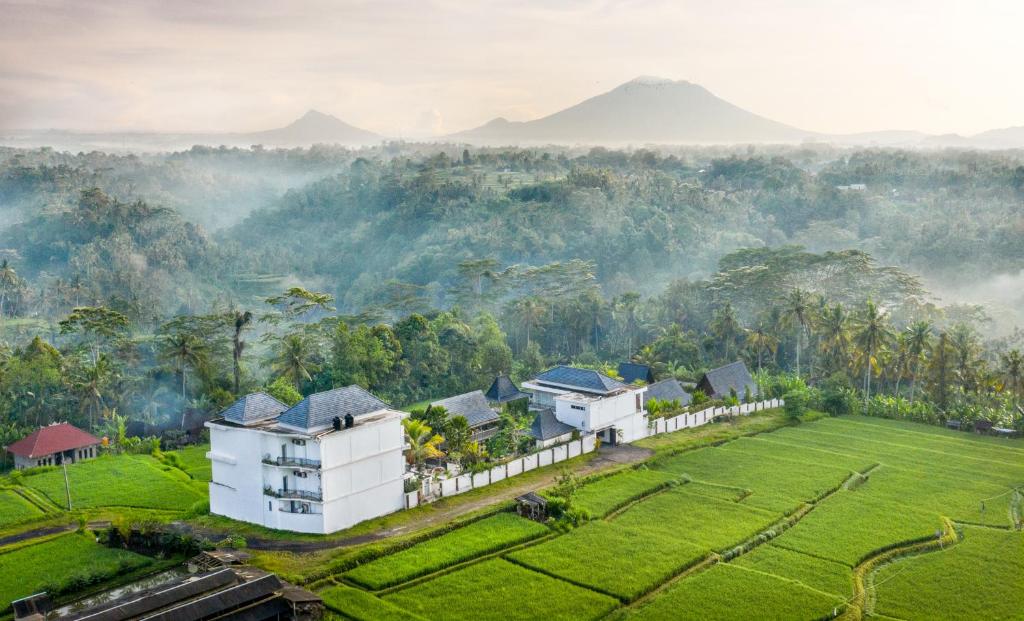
[[617, 362, 654, 384], [220, 393, 288, 425], [431, 390, 499, 429], [278, 385, 390, 430], [485, 376, 530, 403], [698, 361, 758, 399], [645, 379, 692, 406], [534, 366, 627, 394], [529, 408, 577, 440]]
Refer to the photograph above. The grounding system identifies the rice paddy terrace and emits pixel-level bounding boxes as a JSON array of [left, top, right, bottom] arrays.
[[320, 415, 1024, 621]]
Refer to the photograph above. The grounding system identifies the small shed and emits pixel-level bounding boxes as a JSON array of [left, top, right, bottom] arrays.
[[515, 492, 548, 521], [5, 423, 101, 470]]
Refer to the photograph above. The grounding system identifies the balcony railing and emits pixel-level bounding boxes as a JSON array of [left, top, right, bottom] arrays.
[[278, 504, 323, 515], [277, 488, 323, 502], [262, 456, 321, 469]]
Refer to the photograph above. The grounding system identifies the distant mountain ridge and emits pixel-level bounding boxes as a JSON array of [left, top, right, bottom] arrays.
[[448, 77, 814, 145], [242, 109, 379, 145]]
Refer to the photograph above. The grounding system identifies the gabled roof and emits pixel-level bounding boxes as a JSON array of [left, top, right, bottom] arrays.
[[278, 385, 390, 431], [220, 392, 288, 426], [645, 378, 692, 406], [698, 361, 758, 398], [529, 408, 577, 441], [431, 390, 499, 429], [485, 375, 530, 403], [534, 365, 628, 395], [516, 491, 548, 505], [617, 362, 654, 384], [6, 423, 100, 458]]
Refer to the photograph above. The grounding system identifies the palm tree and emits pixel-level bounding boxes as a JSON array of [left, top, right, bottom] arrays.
[[905, 320, 932, 403], [781, 289, 813, 377], [0, 259, 18, 320], [709, 302, 742, 361], [160, 331, 209, 427], [852, 300, 893, 405], [73, 354, 117, 430], [745, 322, 779, 373], [949, 323, 982, 393], [402, 418, 444, 468], [272, 333, 319, 391], [1001, 349, 1024, 406], [231, 310, 253, 395], [513, 297, 546, 350], [817, 304, 851, 375]]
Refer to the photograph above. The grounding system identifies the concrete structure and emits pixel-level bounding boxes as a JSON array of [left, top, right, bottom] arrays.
[[206, 387, 407, 534], [5, 423, 100, 470], [522, 366, 648, 444]]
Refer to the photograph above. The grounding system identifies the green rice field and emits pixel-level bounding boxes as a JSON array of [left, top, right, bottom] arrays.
[[309, 414, 1023, 620], [0, 533, 152, 610], [22, 454, 205, 511], [0, 489, 44, 529]]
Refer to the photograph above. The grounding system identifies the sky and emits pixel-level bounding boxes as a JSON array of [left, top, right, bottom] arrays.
[[1, 0, 1022, 137]]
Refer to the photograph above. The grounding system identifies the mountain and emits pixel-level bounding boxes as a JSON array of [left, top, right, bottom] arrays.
[[968, 126, 1024, 149], [241, 109, 379, 146], [447, 76, 814, 145]]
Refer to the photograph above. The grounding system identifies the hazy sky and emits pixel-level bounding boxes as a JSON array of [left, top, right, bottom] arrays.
[[1, 0, 1021, 136]]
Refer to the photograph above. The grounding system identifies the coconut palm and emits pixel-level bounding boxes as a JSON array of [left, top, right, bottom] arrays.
[[745, 323, 779, 373], [1001, 349, 1024, 406], [231, 310, 253, 395], [904, 320, 932, 403], [159, 331, 209, 427], [852, 300, 894, 405], [513, 297, 546, 350], [402, 418, 444, 468], [709, 302, 743, 361], [0, 259, 18, 320], [817, 304, 851, 375], [271, 332, 319, 391], [781, 288, 813, 377]]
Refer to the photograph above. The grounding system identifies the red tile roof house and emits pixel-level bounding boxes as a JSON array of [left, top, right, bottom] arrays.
[[5, 423, 101, 470]]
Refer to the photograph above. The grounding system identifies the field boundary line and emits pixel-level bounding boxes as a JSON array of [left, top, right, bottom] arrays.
[[366, 531, 561, 596], [503, 553, 635, 602]]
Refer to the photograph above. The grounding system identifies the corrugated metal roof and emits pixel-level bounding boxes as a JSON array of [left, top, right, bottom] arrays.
[[431, 390, 499, 428], [278, 385, 390, 431], [534, 366, 627, 394]]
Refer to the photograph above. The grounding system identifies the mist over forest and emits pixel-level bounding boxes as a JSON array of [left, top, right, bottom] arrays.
[[0, 141, 1022, 441]]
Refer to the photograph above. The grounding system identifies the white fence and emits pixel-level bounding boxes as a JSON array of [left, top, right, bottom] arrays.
[[420, 434, 597, 502], [414, 400, 781, 506], [649, 399, 782, 436]]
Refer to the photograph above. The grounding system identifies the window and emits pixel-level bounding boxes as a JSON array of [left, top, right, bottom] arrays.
[[570, 404, 586, 411], [636, 394, 642, 411], [268, 501, 272, 511]]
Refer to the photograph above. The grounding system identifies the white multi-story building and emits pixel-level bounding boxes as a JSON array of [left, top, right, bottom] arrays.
[[521, 366, 648, 444], [206, 386, 407, 534]]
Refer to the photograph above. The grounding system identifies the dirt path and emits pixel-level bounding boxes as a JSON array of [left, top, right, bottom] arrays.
[[240, 444, 652, 552], [0, 520, 111, 548]]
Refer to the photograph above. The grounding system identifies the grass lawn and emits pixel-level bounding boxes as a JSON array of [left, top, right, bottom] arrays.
[[22, 454, 205, 511], [0, 532, 152, 610], [0, 489, 44, 528], [628, 563, 845, 621], [319, 583, 426, 621], [873, 526, 1024, 620], [732, 543, 852, 597], [382, 558, 619, 621], [345, 513, 549, 589]]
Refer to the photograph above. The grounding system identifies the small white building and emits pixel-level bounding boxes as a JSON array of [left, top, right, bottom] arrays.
[[206, 387, 407, 534], [521, 366, 648, 445]]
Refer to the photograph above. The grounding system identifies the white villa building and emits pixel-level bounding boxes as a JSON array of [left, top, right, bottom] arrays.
[[206, 386, 408, 534], [522, 366, 648, 444]]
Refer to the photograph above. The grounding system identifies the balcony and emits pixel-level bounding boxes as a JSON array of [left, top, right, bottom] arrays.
[[261, 455, 321, 470], [277, 488, 323, 502], [279, 504, 323, 515]]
